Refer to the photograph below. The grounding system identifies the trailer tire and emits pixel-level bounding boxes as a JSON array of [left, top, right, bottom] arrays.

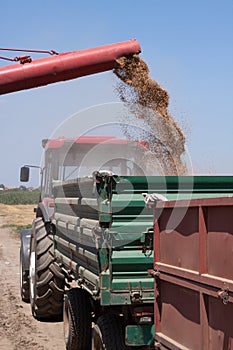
[[29, 217, 65, 320], [64, 288, 92, 350], [20, 246, 30, 302], [92, 314, 128, 350]]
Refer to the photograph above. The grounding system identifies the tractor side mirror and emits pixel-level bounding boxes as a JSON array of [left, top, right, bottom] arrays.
[[20, 166, 30, 182]]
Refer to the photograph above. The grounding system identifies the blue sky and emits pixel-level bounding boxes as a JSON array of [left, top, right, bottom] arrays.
[[0, 0, 232, 186]]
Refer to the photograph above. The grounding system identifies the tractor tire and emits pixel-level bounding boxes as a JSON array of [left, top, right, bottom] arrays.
[[20, 246, 30, 302], [64, 288, 92, 350], [92, 314, 128, 350], [29, 217, 65, 320]]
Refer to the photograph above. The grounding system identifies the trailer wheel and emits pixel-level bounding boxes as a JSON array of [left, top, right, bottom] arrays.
[[20, 246, 30, 302], [29, 217, 65, 320], [63, 288, 92, 350], [92, 314, 128, 350]]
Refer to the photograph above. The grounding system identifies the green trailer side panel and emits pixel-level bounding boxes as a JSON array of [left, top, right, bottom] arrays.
[[52, 175, 233, 306], [111, 250, 153, 272], [126, 325, 154, 346], [99, 249, 154, 305]]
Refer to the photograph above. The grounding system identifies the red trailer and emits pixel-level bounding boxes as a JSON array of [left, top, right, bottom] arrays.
[[152, 197, 233, 350]]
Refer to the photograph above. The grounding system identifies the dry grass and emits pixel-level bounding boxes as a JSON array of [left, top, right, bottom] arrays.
[[0, 204, 35, 227]]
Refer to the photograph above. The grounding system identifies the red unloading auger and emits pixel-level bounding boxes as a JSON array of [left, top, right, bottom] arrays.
[[0, 39, 141, 95]]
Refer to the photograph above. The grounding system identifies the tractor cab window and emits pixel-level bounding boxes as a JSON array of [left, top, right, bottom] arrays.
[[41, 139, 147, 197], [59, 141, 145, 180]]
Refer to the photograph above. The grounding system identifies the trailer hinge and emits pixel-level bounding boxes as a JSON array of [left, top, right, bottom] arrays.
[[148, 268, 160, 278], [218, 288, 229, 305]]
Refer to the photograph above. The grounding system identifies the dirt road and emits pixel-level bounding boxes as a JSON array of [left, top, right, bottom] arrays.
[[0, 205, 65, 350]]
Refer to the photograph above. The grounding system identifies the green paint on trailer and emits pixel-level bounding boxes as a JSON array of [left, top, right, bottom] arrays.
[[125, 324, 154, 346]]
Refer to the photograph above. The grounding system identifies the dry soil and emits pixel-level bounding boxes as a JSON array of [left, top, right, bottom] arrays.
[[0, 204, 65, 350]]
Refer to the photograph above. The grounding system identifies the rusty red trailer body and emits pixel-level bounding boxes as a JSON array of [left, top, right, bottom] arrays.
[[0, 39, 140, 95], [153, 197, 233, 350]]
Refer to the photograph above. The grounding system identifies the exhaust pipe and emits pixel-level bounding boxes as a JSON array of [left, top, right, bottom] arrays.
[[0, 39, 141, 95]]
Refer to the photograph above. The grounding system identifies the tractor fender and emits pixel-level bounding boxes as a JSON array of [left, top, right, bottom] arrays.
[[36, 201, 53, 223], [20, 229, 32, 271]]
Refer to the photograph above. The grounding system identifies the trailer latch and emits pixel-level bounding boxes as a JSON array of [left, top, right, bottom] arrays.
[[129, 282, 142, 303], [142, 228, 153, 256], [218, 288, 229, 305], [130, 291, 142, 303]]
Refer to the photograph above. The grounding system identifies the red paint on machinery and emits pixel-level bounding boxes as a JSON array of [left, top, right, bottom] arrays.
[[153, 197, 233, 349], [0, 39, 141, 95]]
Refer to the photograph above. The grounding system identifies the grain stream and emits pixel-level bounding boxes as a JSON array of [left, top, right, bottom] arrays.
[[114, 55, 186, 175]]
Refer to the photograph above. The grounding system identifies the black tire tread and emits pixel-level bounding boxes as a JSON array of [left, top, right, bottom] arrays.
[[36, 253, 54, 272], [96, 314, 127, 350], [65, 288, 91, 350], [31, 218, 65, 320]]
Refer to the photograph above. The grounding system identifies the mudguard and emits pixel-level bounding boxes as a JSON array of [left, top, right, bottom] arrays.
[[20, 229, 32, 271], [37, 201, 53, 223]]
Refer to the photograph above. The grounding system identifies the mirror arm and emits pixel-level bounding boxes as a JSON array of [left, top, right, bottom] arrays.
[[24, 165, 43, 175]]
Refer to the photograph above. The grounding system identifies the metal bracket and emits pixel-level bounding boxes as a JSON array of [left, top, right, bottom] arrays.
[[154, 341, 162, 349], [130, 291, 142, 303], [0, 47, 58, 64], [142, 192, 168, 208], [218, 288, 229, 305], [129, 282, 142, 303], [148, 268, 160, 278], [142, 227, 153, 256]]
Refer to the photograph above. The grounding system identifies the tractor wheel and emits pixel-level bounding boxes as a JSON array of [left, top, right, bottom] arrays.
[[20, 246, 30, 302], [92, 314, 128, 350], [29, 217, 65, 320], [63, 288, 92, 350]]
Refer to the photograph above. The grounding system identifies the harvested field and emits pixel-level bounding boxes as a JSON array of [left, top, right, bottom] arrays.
[[0, 204, 35, 227]]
